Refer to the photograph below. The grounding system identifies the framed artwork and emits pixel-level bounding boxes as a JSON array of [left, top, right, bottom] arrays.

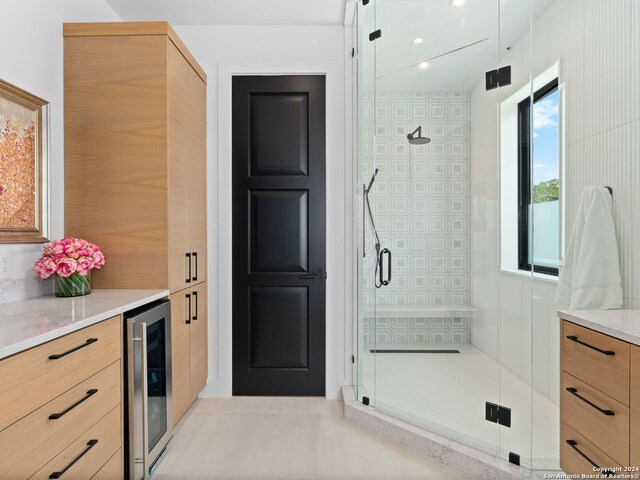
[[0, 78, 49, 243]]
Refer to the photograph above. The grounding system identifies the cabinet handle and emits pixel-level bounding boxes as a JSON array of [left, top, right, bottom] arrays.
[[48, 338, 98, 360], [566, 335, 615, 356], [185, 293, 191, 324], [566, 387, 615, 416], [566, 440, 614, 476], [49, 389, 98, 420], [49, 439, 98, 478], [192, 291, 198, 321], [192, 252, 198, 282], [185, 253, 192, 284]]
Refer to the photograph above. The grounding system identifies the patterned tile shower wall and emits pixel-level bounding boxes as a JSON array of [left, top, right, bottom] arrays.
[[362, 317, 472, 345], [361, 92, 471, 344], [361, 92, 471, 306]]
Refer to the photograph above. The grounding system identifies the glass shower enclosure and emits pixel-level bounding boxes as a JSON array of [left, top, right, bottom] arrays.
[[353, 0, 561, 472]]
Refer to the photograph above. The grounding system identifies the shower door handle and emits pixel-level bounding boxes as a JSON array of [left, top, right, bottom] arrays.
[[379, 248, 391, 286]]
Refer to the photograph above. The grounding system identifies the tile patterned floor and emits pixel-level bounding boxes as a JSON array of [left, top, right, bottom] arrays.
[[153, 397, 469, 479]]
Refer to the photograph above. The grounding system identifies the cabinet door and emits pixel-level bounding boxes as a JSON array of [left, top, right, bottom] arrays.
[[632, 346, 640, 465], [190, 282, 208, 401], [170, 290, 191, 426], [189, 68, 207, 285], [168, 43, 191, 293]]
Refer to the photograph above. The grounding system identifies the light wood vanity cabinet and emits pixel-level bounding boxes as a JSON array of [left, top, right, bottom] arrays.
[[631, 346, 640, 466], [0, 317, 123, 479], [560, 317, 640, 475], [64, 22, 209, 425]]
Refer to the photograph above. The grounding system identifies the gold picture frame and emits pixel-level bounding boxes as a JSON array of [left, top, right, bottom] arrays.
[[0, 78, 49, 243]]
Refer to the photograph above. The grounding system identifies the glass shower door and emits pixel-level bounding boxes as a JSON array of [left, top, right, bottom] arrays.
[[354, 0, 379, 406], [365, 0, 503, 458]]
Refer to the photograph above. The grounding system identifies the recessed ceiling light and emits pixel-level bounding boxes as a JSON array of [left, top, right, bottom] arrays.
[[419, 62, 429, 69], [450, 0, 466, 6], [414, 38, 424, 44]]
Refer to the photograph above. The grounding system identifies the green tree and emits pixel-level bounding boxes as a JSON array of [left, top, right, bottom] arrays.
[[532, 178, 559, 203]]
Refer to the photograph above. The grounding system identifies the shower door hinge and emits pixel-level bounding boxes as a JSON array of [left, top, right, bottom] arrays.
[[369, 29, 382, 42], [352, 355, 355, 364], [362, 396, 370, 406], [509, 452, 520, 466], [362, 0, 369, 5], [485, 65, 512, 90], [485, 402, 511, 427]]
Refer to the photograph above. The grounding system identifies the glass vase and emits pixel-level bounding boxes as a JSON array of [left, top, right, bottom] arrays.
[[55, 272, 91, 297]]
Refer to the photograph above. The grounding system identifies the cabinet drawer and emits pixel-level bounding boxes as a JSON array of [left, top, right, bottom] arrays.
[[0, 316, 121, 431], [91, 449, 122, 480], [29, 405, 121, 480], [0, 361, 120, 480], [561, 422, 621, 476], [562, 320, 629, 405], [561, 372, 629, 465]]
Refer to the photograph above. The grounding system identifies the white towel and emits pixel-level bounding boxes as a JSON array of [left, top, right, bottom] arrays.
[[556, 187, 623, 309]]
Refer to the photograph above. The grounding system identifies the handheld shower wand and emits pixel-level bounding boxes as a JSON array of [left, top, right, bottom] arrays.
[[363, 168, 391, 288]]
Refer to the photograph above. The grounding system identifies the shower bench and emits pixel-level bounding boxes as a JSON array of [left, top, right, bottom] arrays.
[[362, 303, 475, 345]]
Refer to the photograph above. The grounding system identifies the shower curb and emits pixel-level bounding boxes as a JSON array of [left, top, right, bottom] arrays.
[[341, 386, 551, 480]]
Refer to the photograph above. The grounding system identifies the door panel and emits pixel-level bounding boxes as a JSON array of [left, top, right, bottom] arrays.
[[249, 286, 309, 368], [189, 67, 207, 285], [232, 75, 326, 396], [167, 44, 191, 293], [250, 93, 309, 175], [170, 291, 190, 426], [190, 282, 208, 401], [250, 190, 308, 272]]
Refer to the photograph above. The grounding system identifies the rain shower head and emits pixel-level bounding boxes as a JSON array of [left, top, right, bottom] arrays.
[[407, 126, 431, 145]]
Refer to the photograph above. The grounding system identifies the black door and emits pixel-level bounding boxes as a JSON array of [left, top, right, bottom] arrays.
[[232, 75, 326, 396]]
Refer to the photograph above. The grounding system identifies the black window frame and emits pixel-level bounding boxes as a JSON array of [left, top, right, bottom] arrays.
[[517, 78, 559, 276]]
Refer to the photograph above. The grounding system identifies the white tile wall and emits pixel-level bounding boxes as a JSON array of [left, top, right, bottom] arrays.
[[471, 0, 640, 430]]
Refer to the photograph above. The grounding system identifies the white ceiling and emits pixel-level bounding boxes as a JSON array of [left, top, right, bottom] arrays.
[[105, 0, 349, 25], [105, 0, 555, 93]]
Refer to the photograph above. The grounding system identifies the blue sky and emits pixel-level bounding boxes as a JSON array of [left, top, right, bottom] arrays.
[[532, 90, 559, 184]]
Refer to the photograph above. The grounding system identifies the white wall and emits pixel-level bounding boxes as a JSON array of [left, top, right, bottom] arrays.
[[0, 0, 121, 303], [471, 0, 640, 408], [172, 25, 350, 399]]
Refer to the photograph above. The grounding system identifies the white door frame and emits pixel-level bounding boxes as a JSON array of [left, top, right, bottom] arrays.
[[201, 59, 350, 399]]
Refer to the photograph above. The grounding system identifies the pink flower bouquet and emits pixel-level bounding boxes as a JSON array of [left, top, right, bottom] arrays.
[[35, 237, 105, 297]]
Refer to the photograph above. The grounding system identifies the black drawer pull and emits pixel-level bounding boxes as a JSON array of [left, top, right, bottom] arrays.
[[48, 338, 98, 360], [186, 293, 191, 325], [49, 389, 98, 420], [192, 291, 198, 321], [566, 387, 614, 416], [49, 439, 98, 478], [566, 440, 614, 477], [566, 335, 615, 356], [192, 252, 198, 282], [185, 253, 192, 283]]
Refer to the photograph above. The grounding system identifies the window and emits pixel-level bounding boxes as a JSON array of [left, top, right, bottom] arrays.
[[517, 79, 560, 275]]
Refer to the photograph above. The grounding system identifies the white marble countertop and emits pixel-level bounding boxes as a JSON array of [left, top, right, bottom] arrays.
[[0, 289, 169, 360], [558, 309, 640, 346]]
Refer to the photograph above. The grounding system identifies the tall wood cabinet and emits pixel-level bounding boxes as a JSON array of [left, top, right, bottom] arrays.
[[64, 22, 208, 425]]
